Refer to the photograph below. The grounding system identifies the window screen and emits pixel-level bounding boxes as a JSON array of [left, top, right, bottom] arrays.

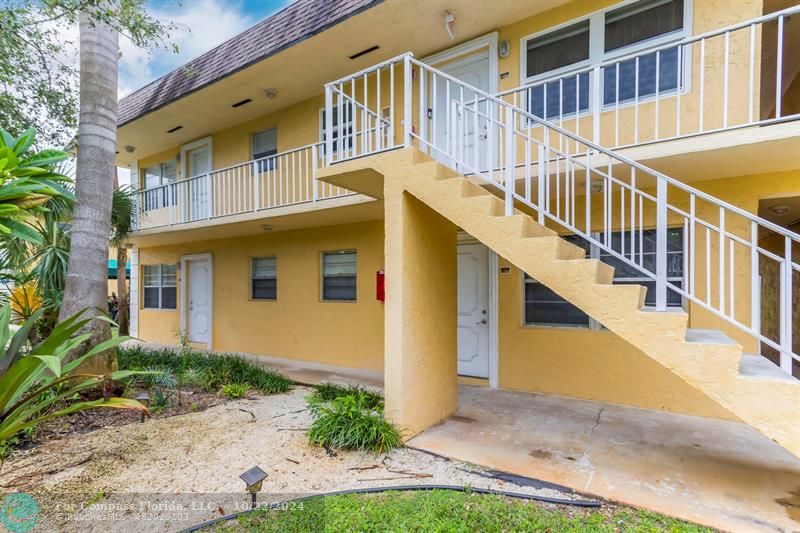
[[252, 257, 277, 300], [253, 128, 277, 171], [526, 20, 590, 78], [322, 251, 357, 301], [604, 0, 684, 52], [142, 264, 177, 309], [525, 21, 591, 119]]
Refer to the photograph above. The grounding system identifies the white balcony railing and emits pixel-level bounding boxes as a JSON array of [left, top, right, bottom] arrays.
[[497, 5, 800, 149], [132, 143, 353, 231], [324, 50, 799, 375]]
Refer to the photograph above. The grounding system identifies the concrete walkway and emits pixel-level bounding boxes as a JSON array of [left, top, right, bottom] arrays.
[[132, 343, 800, 531], [410, 387, 800, 533]]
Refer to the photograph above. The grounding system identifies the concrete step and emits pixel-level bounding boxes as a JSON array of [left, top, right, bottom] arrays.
[[685, 328, 738, 345], [739, 354, 798, 383]]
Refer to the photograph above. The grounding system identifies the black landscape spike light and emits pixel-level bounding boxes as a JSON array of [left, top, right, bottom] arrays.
[[240, 466, 268, 510], [135, 392, 150, 423]]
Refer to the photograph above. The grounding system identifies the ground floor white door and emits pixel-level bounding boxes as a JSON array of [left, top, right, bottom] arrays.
[[457, 243, 490, 378], [187, 257, 211, 344]]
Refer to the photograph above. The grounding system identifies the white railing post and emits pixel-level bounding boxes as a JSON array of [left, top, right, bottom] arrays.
[[592, 65, 601, 145], [537, 144, 545, 224], [324, 85, 334, 164], [403, 55, 412, 148], [311, 144, 318, 202], [252, 160, 259, 211], [504, 105, 514, 216], [205, 173, 212, 220], [419, 65, 428, 155], [780, 236, 793, 372], [655, 177, 668, 310]]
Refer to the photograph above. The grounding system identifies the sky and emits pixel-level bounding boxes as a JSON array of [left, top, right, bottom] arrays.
[[117, 0, 292, 184]]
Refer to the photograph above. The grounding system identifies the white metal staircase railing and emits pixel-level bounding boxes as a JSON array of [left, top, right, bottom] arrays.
[[324, 53, 800, 374], [131, 142, 353, 231], [496, 5, 800, 149]]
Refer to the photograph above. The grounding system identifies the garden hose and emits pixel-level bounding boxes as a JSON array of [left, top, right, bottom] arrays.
[[181, 483, 602, 532]]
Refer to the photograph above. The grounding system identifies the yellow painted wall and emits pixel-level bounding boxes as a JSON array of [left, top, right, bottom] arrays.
[[137, 220, 385, 370], [133, 0, 773, 185]]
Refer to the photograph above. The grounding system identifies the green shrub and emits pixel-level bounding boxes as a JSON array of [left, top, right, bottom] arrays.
[[309, 382, 384, 411], [221, 383, 248, 399], [308, 393, 402, 453], [117, 347, 293, 395]]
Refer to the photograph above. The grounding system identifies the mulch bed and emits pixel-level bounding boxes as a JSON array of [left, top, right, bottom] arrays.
[[15, 386, 227, 450]]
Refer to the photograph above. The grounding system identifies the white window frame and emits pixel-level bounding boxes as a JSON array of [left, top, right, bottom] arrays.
[[522, 229, 686, 330], [321, 250, 357, 302], [251, 256, 277, 301], [519, 0, 693, 117], [142, 264, 177, 310]]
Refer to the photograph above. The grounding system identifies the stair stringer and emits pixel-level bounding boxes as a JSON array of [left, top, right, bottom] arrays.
[[329, 148, 800, 456]]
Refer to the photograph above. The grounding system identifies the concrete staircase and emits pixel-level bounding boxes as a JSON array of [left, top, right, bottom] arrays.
[[319, 147, 800, 457]]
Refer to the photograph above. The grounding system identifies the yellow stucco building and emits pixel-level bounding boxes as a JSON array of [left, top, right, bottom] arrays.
[[117, 0, 800, 458]]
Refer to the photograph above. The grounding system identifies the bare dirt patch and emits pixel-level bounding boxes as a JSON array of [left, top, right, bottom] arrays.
[[0, 387, 593, 532]]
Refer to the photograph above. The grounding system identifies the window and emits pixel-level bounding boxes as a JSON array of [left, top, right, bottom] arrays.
[[524, 236, 592, 327], [141, 160, 177, 211], [523, 229, 684, 327], [322, 251, 356, 301], [603, 0, 684, 105], [320, 105, 354, 154], [253, 128, 277, 171], [525, 21, 591, 119], [143, 264, 177, 309], [522, 0, 688, 117], [251, 257, 277, 300]]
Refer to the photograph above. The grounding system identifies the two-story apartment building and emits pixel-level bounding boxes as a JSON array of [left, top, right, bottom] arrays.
[[117, 0, 799, 463]]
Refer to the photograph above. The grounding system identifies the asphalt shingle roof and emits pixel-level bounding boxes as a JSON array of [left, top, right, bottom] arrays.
[[118, 0, 382, 126]]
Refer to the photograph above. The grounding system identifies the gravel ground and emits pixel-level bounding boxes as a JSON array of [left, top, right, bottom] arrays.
[[0, 387, 589, 532]]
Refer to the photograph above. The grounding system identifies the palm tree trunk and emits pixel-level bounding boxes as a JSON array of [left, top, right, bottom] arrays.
[[116, 246, 129, 335], [59, 9, 119, 372]]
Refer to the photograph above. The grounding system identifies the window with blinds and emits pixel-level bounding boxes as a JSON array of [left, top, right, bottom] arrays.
[[521, 0, 688, 113], [322, 251, 357, 301], [604, 0, 684, 52], [253, 128, 277, 171], [603, 0, 685, 105], [525, 20, 591, 119], [251, 257, 277, 300]]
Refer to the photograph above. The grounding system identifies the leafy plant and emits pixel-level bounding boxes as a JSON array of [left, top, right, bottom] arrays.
[[0, 304, 148, 447], [309, 382, 384, 411], [221, 383, 248, 399], [307, 393, 402, 453], [0, 128, 73, 243], [117, 347, 294, 395]]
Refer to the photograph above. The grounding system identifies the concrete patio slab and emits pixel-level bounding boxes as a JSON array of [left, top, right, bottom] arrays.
[[409, 386, 800, 533]]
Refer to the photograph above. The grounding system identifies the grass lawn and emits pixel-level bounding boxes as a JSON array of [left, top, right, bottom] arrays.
[[214, 490, 712, 532]]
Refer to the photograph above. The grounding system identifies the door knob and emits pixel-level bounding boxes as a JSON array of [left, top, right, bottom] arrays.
[[477, 319, 487, 325]]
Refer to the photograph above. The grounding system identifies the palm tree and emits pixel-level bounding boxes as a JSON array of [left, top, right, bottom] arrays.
[[58, 10, 119, 372], [110, 185, 134, 335]]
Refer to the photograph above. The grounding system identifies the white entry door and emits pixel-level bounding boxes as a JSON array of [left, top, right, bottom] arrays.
[[433, 53, 491, 173], [457, 243, 490, 378], [181, 138, 212, 220], [187, 258, 211, 344]]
